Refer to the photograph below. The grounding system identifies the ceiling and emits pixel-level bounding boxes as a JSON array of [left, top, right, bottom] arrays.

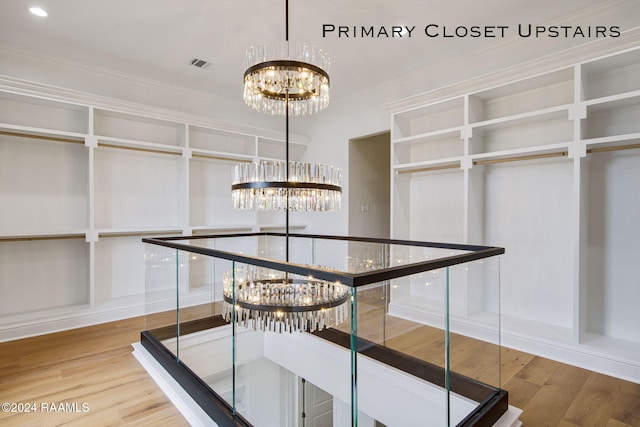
[[1, 0, 638, 105]]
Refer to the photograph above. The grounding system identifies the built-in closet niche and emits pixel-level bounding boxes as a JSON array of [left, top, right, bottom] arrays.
[[583, 146, 640, 344], [0, 133, 88, 234], [389, 45, 640, 382], [189, 156, 254, 228], [94, 147, 183, 230], [480, 156, 574, 333], [0, 237, 89, 315]]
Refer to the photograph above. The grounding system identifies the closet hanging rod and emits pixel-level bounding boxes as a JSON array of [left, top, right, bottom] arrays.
[[473, 151, 567, 166], [587, 143, 640, 154], [0, 234, 85, 242], [97, 143, 182, 156], [0, 130, 84, 144], [397, 163, 460, 175], [192, 153, 252, 163], [192, 227, 253, 235], [98, 230, 182, 238], [396, 143, 638, 175]]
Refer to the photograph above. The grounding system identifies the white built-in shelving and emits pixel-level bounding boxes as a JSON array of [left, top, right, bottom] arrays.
[[0, 89, 307, 340], [389, 47, 640, 383]]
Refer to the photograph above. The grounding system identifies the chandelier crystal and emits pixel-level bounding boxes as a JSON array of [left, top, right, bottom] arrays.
[[231, 160, 342, 211], [222, 266, 349, 333], [243, 43, 330, 116]]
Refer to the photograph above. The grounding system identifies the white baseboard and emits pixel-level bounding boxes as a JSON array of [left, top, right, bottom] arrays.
[[495, 406, 523, 427], [389, 302, 640, 384], [0, 293, 217, 343], [500, 331, 640, 385], [0, 304, 145, 342]]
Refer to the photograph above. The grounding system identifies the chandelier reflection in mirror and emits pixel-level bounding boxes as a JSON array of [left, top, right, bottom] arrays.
[[222, 266, 349, 333], [226, 0, 345, 333]]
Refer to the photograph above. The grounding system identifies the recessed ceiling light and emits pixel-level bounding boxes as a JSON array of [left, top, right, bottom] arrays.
[[29, 7, 48, 17]]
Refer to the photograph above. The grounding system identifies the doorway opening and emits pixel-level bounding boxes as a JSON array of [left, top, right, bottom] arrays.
[[348, 131, 391, 239]]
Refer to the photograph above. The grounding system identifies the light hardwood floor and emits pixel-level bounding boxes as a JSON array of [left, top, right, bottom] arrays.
[[0, 318, 188, 427], [1, 315, 639, 426]]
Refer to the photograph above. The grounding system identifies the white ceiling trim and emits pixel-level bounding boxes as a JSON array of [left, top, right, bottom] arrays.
[[384, 26, 640, 113]]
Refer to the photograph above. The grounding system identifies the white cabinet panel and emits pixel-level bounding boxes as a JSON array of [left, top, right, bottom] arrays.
[[586, 150, 640, 343]]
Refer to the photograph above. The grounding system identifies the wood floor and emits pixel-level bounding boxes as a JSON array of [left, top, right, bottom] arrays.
[[1, 314, 639, 426], [0, 318, 188, 427]]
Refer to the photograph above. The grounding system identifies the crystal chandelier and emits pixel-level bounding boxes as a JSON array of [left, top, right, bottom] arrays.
[[231, 160, 342, 211], [243, 43, 330, 116], [222, 266, 349, 333], [224, 0, 347, 333]]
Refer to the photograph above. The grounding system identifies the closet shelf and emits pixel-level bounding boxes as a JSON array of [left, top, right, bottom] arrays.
[[394, 157, 463, 173], [95, 227, 184, 238], [95, 136, 183, 155], [190, 148, 253, 163], [470, 105, 570, 132], [393, 127, 463, 145], [190, 225, 255, 235], [259, 224, 308, 231], [469, 143, 571, 164]]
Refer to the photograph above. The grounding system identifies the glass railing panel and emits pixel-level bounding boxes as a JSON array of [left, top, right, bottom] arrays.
[[188, 234, 260, 256], [306, 238, 382, 272], [449, 256, 502, 393], [354, 271, 451, 426], [175, 253, 235, 410], [303, 236, 471, 273], [387, 243, 470, 269], [144, 243, 179, 356], [446, 257, 503, 425]]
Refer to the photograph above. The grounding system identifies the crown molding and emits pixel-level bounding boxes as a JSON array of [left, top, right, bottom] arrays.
[[384, 27, 640, 113], [0, 74, 310, 144]]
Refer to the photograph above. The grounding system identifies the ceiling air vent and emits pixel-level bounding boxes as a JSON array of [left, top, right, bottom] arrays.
[[190, 58, 209, 69]]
